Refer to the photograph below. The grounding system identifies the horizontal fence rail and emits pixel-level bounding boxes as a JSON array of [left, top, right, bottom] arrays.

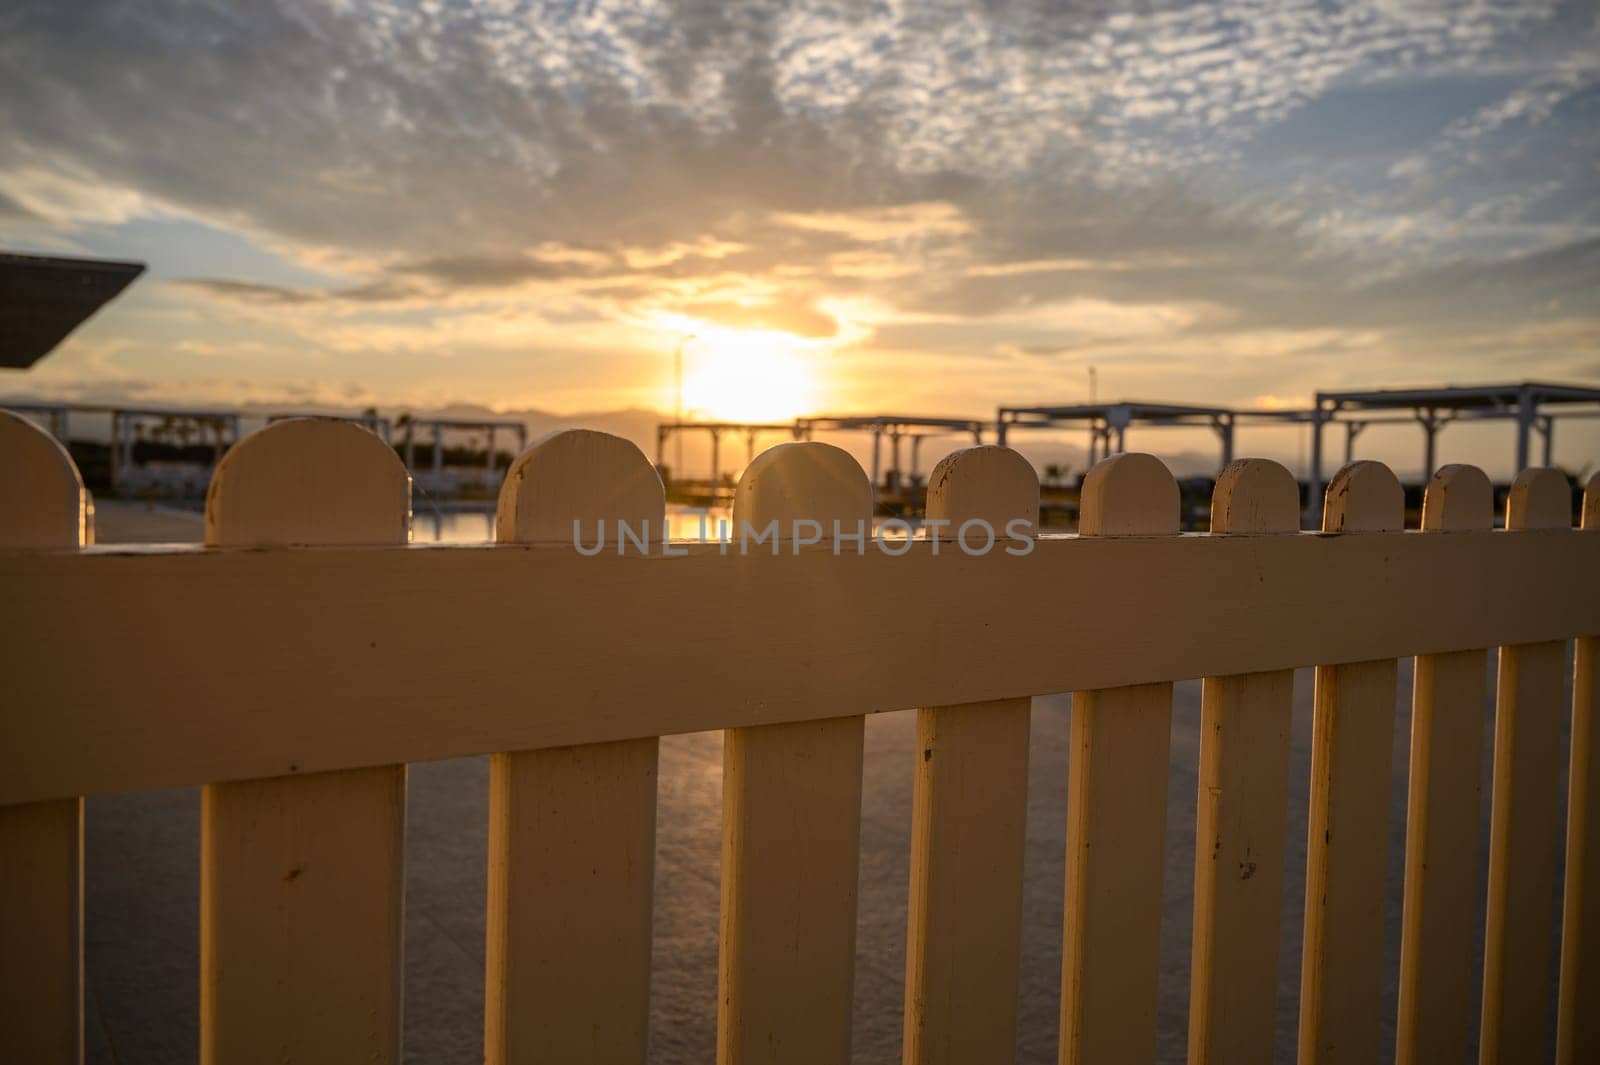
[[2, 408, 1599, 1065], [3, 523, 1597, 806]]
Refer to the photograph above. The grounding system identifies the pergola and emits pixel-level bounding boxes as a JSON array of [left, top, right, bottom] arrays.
[[268, 412, 392, 444], [401, 417, 528, 479], [0, 400, 71, 441], [0, 403, 408, 491], [996, 401, 1236, 470], [656, 415, 988, 494], [655, 421, 802, 488], [1304, 382, 1600, 507], [107, 405, 243, 493], [2, 397, 536, 499], [795, 415, 987, 492]]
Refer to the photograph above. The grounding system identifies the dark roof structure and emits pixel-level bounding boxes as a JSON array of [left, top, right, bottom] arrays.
[[0, 252, 145, 369], [1315, 381, 1600, 412], [994, 383, 1600, 515], [795, 414, 988, 436], [997, 400, 1238, 468]]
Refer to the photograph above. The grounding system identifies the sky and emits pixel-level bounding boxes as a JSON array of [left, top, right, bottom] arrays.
[[1, 0, 1597, 476]]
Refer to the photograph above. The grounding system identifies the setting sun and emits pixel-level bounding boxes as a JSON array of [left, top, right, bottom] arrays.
[[678, 328, 821, 423]]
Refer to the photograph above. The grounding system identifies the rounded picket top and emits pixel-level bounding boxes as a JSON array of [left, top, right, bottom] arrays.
[[733, 441, 871, 533], [496, 429, 664, 545], [1584, 471, 1599, 531], [1321, 460, 1403, 533], [1078, 452, 1179, 537], [1420, 464, 1492, 532], [1210, 458, 1299, 534], [0, 409, 87, 549], [1506, 466, 1571, 531], [205, 418, 410, 547], [925, 445, 1039, 536]]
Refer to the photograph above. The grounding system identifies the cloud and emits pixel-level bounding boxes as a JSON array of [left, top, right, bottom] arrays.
[[0, 187, 35, 220], [0, 0, 1595, 416], [0, 165, 148, 226], [770, 202, 973, 241], [678, 299, 838, 338], [174, 279, 323, 305], [396, 252, 609, 288], [965, 258, 1132, 278]]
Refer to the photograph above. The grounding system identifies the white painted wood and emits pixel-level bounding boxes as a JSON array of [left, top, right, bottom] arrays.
[[2, 528, 1598, 807], [1557, 472, 1600, 1065], [0, 409, 88, 549], [493, 428, 666, 546], [205, 418, 410, 547], [0, 410, 85, 1065], [904, 446, 1036, 1065], [1060, 452, 1178, 1065], [1395, 465, 1493, 1065], [1299, 460, 1404, 1065], [1188, 458, 1299, 1065], [486, 430, 663, 1065], [200, 419, 409, 1065], [1480, 467, 1573, 1064], [0, 798, 82, 1065], [1560, 630, 1600, 1065], [719, 442, 871, 1065]]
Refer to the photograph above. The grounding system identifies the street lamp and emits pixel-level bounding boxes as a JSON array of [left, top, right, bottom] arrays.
[[674, 333, 696, 475]]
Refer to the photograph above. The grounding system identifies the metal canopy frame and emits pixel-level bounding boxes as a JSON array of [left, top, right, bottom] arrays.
[[0, 399, 532, 489], [401, 417, 528, 479], [106, 406, 400, 492], [997, 401, 1236, 470], [0, 400, 71, 441], [797, 415, 986, 492], [995, 383, 1600, 509], [106, 406, 243, 494], [268, 412, 393, 445], [654, 421, 802, 488], [1304, 382, 1600, 510], [656, 415, 987, 494]]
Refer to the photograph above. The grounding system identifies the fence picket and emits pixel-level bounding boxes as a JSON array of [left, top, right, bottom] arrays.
[[1298, 460, 1404, 1065], [1480, 467, 1573, 1063], [1060, 452, 1179, 1065], [1394, 465, 1492, 1065], [485, 430, 664, 1065], [719, 442, 872, 1065], [1188, 459, 1299, 1065], [199, 419, 409, 1065], [1557, 472, 1600, 1064], [0, 409, 88, 1065], [903, 446, 1037, 1065]]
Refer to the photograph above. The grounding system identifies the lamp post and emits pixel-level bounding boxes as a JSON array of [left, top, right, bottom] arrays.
[[674, 333, 695, 476]]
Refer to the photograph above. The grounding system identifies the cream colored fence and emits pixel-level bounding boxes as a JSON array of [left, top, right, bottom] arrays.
[[1, 409, 1597, 1065]]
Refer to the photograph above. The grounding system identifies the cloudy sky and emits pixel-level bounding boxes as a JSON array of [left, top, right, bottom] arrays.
[[1, 0, 1597, 471]]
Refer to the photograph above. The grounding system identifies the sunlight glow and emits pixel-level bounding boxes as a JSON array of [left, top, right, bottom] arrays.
[[673, 326, 823, 423]]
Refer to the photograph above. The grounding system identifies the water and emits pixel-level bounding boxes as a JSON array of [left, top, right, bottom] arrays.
[[410, 505, 731, 545], [411, 506, 496, 544], [89, 501, 904, 547]]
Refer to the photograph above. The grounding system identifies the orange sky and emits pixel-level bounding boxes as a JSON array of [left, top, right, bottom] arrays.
[[2, 0, 1597, 478]]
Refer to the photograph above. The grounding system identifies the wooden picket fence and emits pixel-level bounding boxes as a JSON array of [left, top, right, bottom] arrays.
[[1, 409, 1597, 1065]]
